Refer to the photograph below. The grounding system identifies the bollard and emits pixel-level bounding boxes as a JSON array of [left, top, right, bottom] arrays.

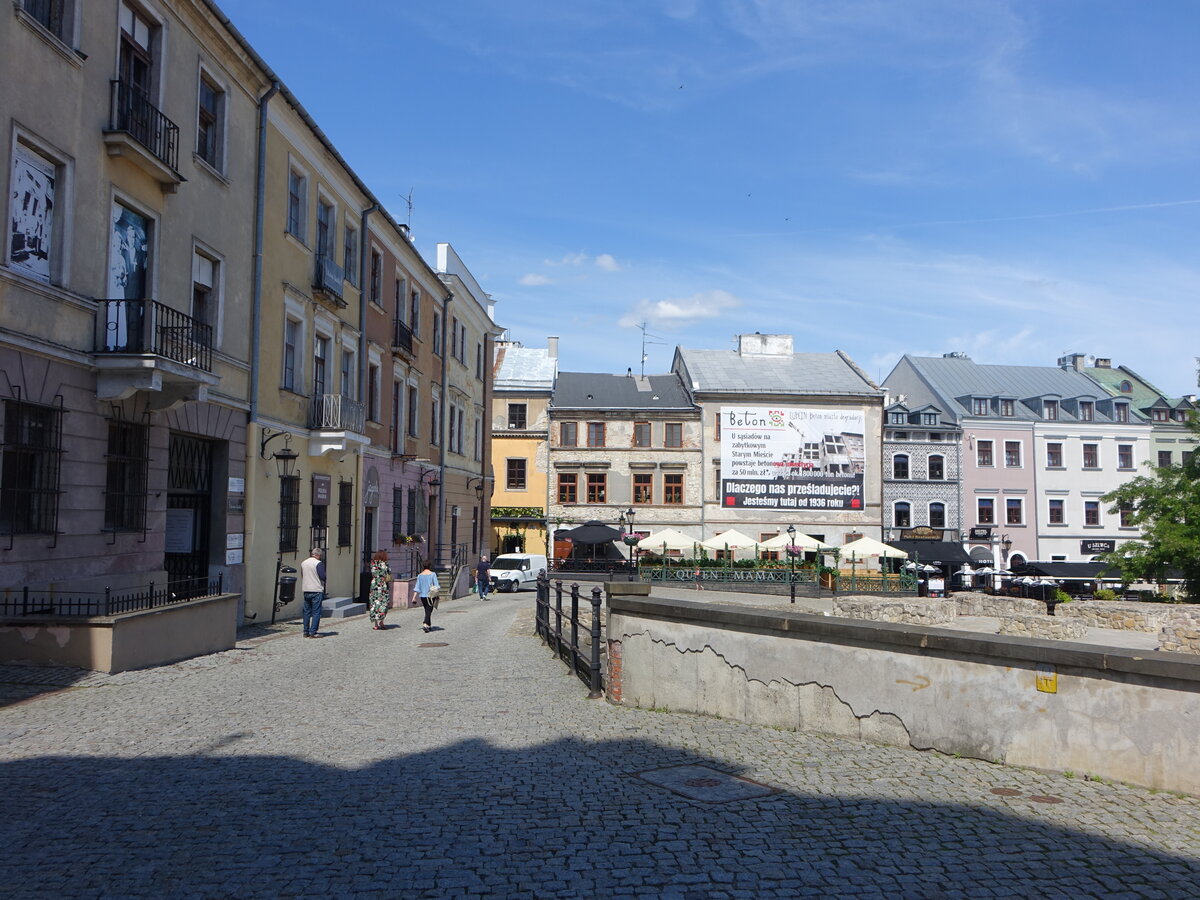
[[569, 583, 580, 677], [588, 586, 603, 699]]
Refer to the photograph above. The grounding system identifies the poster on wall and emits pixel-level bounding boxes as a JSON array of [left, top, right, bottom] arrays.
[[720, 406, 865, 510], [105, 203, 150, 351], [9, 146, 55, 283]]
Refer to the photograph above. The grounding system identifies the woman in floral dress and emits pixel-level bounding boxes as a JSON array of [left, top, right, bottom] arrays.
[[368, 550, 392, 630]]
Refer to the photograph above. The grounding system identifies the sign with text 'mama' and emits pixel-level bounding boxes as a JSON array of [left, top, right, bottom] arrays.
[[720, 406, 865, 511]]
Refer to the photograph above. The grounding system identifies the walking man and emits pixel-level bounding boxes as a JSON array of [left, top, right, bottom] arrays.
[[475, 554, 491, 600], [300, 547, 326, 638]]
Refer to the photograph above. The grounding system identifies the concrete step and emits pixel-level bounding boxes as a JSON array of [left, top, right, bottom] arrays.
[[322, 596, 366, 618]]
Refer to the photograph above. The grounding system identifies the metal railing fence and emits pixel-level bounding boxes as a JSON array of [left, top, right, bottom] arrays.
[[535, 575, 603, 698], [108, 79, 180, 171], [1, 575, 224, 618]]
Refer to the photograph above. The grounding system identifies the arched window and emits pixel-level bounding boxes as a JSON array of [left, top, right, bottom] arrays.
[[928, 454, 944, 480], [893, 501, 911, 528], [928, 502, 946, 528], [892, 453, 909, 479], [1119, 380, 1132, 393]]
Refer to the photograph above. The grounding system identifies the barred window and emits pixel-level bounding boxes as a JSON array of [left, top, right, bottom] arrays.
[[1, 399, 63, 535], [279, 476, 300, 552], [310, 503, 328, 550], [392, 486, 405, 541], [104, 419, 148, 532], [337, 480, 353, 547]]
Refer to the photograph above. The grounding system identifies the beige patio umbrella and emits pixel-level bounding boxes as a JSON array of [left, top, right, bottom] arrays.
[[760, 531, 833, 551], [636, 529, 700, 553], [838, 536, 908, 559], [700, 529, 761, 551]]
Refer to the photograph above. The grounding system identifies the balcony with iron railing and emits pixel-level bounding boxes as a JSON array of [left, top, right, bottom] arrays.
[[93, 299, 219, 404], [103, 79, 183, 190], [392, 318, 414, 355], [309, 393, 366, 434], [313, 253, 345, 305]]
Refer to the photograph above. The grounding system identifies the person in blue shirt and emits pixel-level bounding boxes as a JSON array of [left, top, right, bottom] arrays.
[[415, 561, 439, 633]]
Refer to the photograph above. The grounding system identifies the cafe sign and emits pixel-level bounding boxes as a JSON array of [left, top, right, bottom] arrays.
[[1081, 539, 1115, 554]]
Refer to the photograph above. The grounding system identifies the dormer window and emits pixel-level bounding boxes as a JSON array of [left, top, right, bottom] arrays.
[[1043, 400, 1058, 420], [1119, 380, 1132, 393], [922, 413, 937, 425], [1153, 409, 1168, 422], [1079, 401, 1093, 422], [973, 398, 988, 416], [1114, 403, 1129, 423], [999, 400, 1013, 417], [889, 412, 907, 425]]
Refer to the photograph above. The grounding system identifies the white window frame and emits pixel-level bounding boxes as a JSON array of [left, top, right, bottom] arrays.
[[194, 61, 228, 175], [7, 130, 74, 286], [1005, 497, 1023, 526], [928, 454, 945, 480], [190, 239, 224, 350], [891, 452, 910, 479], [892, 500, 912, 528], [1004, 440, 1022, 468], [928, 501, 946, 529]]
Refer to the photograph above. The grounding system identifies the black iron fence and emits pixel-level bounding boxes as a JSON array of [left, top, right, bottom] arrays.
[[109, 79, 180, 172], [95, 299, 213, 371], [535, 574, 603, 698], [1, 575, 224, 618], [308, 393, 365, 432], [392, 318, 414, 354], [549, 558, 638, 580], [314, 253, 344, 300]]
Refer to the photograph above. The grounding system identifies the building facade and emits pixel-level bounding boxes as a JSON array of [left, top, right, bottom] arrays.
[[2, 0, 267, 606], [489, 336, 557, 556], [547, 371, 702, 556]]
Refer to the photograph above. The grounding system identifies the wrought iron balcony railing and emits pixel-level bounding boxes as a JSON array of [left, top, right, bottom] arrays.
[[309, 393, 365, 433], [392, 318, 414, 354], [108, 79, 180, 172], [314, 253, 344, 301], [95, 299, 213, 371]]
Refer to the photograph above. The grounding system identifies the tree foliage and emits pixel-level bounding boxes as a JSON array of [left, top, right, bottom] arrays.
[[1102, 416, 1200, 600]]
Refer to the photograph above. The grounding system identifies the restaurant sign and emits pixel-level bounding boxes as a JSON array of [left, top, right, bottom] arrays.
[[1081, 539, 1115, 555]]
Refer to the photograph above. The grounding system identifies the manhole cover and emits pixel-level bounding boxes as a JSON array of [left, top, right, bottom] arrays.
[[990, 788, 1023, 796], [417, 642, 449, 648], [636, 765, 775, 803], [1029, 795, 1064, 804]]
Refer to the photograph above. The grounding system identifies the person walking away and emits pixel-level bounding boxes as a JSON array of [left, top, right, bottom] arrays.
[[299, 547, 326, 638], [475, 554, 491, 600], [368, 549, 392, 630], [415, 561, 439, 633]]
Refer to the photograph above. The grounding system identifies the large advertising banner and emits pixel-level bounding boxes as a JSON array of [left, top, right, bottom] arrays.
[[721, 406, 865, 510]]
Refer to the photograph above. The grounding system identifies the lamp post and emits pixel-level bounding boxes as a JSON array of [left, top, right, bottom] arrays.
[[622, 506, 637, 579], [786, 524, 797, 604]]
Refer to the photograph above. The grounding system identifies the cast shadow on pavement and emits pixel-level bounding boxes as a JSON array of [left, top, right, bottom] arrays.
[[2, 735, 1197, 898]]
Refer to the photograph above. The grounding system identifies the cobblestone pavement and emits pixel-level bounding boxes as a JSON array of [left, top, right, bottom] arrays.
[[2, 592, 1198, 899]]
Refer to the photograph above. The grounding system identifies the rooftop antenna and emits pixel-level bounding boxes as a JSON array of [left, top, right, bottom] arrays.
[[637, 321, 666, 377], [401, 188, 414, 232]]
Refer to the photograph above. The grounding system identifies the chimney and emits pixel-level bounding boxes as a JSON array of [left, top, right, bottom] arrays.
[[737, 333, 793, 356], [1095, 358, 1111, 368], [1057, 352, 1086, 372], [547, 336, 559, 359]]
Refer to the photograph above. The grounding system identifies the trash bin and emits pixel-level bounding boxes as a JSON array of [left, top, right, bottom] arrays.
[[277, 566, 298, 607]]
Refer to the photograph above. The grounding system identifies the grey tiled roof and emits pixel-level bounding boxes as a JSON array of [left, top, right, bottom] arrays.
[[494, 346, 556, 390], [676, 349, 881, 396], [904, 356, 1140, 423], [552, 372, 694, 411]]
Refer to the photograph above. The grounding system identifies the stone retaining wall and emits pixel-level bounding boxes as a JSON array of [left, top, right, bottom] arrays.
[[832, 597, 956, 626], [954, 591, 1044, 618], [1056, 601, 1168, 633], [997, 615, 1088, 640], [1159, 608, 1200, 654]]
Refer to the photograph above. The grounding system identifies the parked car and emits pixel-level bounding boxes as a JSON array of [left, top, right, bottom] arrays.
[[489, 553, 548, 593]]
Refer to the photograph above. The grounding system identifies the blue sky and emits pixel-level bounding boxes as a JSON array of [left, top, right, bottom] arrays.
[[231, 0, 1200, 394]]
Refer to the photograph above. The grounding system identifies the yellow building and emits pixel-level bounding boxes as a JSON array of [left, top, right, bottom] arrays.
[[489, 337, 558, 555], [242, 84, 373, 621]]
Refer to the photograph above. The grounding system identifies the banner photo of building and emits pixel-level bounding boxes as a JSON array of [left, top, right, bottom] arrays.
[[720, 406, 865, 510]]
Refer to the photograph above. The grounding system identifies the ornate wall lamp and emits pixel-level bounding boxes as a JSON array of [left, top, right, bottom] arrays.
[[260, 428, 299, 478]]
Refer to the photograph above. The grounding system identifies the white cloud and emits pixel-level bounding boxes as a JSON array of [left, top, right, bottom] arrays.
[[618, 289, 742, 328], [518, 273, 552, 286], [595, 253, 621, 272], [545, 252, 589, 267]]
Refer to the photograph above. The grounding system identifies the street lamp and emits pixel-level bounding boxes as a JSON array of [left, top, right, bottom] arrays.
[[621, 507, 638, 579], [786, 524, 797, 604]]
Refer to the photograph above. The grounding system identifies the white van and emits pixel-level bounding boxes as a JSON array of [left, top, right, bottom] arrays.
[[488, 553, 548, 593]]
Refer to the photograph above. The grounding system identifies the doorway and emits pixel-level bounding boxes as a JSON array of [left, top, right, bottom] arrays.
[[165, 433, 213, 598]]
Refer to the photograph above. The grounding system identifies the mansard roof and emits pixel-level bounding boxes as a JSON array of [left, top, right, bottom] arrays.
[[551, 372, 695, 412], [674, 348, 881, 397]]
